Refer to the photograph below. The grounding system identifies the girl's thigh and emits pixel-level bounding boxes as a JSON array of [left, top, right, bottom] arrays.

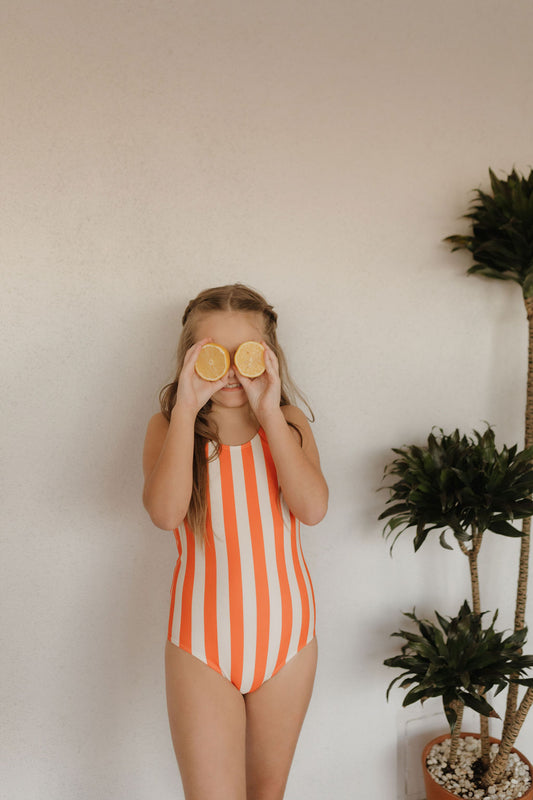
[[244, 637, 318, 800], [164, 641, 247, 800]]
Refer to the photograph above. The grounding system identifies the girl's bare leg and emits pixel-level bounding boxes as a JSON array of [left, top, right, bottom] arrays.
[[165, 642, 247, 800], [244, 638, 318, 800]]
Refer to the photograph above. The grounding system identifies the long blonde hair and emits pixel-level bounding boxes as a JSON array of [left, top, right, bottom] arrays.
[[159, 283, 312, 540]]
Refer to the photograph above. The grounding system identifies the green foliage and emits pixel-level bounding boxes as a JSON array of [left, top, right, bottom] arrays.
[[384, 602, 533, 732], [379, 426, 533, 552], [445, 167, 533, 298]]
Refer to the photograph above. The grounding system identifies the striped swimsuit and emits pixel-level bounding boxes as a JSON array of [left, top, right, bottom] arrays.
[[167, 428, 316, 694]]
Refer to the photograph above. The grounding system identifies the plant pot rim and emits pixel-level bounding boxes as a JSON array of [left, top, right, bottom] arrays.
[[422, 732, 533, 800]]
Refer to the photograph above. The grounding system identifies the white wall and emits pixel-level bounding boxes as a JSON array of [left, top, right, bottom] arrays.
[[3, 1, 533, 798]]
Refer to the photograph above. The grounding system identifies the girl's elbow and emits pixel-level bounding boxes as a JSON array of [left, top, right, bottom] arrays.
[[143, 495, 185, 531], [142, 487, 188, 531], [300, 493, 328, 526], [149, 513, 180, 531], [304, 506, 328, 526]]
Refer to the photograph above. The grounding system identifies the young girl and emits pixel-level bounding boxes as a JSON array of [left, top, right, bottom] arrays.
[[142, 284, 328, 800]]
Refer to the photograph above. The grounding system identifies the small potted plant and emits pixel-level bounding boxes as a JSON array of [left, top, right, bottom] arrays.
[[381, 426, 533, 799]]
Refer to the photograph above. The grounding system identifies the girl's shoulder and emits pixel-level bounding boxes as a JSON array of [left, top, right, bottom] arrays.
[[280, 404, 309, 427], [280, 405, 320, 458], [146, 411, 169, 434]]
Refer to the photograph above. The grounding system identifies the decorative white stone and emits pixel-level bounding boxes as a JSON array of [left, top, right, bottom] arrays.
[[425, 737, 532, 800]]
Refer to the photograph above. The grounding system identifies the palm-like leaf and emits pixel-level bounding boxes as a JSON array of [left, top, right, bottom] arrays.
[[444, 168, 533, 298], [384, 602, 533, 733], [380, 426, 533, 552]]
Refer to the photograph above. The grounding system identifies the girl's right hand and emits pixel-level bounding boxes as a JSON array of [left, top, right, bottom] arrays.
[[172, 339, 227, 415]]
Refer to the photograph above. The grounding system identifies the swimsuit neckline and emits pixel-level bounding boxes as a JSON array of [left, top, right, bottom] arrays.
[[219, 427, 264, 450]]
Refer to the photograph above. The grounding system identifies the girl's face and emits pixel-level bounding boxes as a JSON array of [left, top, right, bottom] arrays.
[[193, 310, 266, 408]]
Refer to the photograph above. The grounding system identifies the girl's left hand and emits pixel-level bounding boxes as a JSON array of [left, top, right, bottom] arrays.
[[237, 343, 281, 422]]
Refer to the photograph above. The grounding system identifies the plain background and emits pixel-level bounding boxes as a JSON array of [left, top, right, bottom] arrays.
[[3, 1, 533, 798]]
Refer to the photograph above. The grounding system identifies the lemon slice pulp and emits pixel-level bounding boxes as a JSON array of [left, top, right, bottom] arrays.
[[234, 341, 265, 378], [195, 343, 230, 381]]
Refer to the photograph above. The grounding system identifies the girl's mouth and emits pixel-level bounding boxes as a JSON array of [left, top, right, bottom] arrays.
[[222, 383, 242, 390]]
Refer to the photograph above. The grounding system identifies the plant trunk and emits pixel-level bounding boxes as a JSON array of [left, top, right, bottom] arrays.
[[501, 297, 533, 739], [468, 531, 493, 765], [480, 714, 490, 768], [468, 540, 482, 616], [459, 529, 482, 614], [482, 687, 533, 787], [449, 701, 465, 767], [517, 296, 533, 625]]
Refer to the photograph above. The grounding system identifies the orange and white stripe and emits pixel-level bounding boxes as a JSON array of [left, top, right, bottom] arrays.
[[168, 429, 316, 694]]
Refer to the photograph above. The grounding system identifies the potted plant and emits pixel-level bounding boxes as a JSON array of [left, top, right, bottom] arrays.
[[445, 167, 533, 781], [381, 426, 533, 798]]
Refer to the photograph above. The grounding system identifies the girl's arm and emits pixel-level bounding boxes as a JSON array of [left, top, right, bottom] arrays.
[[142, 407, 196, 530], [261, 404, 329, 526], [239, 345, 328, 526], [142, 339, 226, 530]]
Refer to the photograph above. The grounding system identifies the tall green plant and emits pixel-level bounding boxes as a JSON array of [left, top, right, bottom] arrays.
[[381, 426, 533, 784], [445, 167, 533, 783]]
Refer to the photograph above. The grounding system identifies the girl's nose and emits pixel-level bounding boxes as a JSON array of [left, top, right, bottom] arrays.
[[227, 364, 236, 379]]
